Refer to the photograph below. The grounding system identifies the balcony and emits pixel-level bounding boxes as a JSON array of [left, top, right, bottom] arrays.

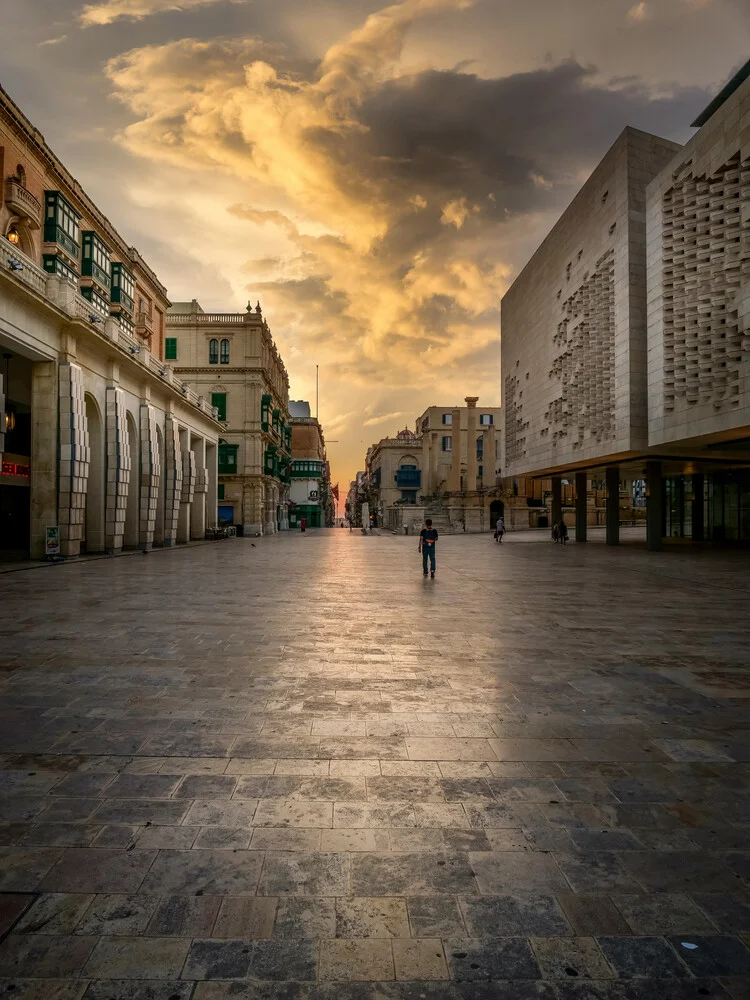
[[290, 460, 324, 478], [5, 180, 41, 228], [136, 311, 154, 338], [395, 469, 422, 489]]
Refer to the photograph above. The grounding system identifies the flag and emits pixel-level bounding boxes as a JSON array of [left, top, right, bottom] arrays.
[[332, 484, 339, 501]]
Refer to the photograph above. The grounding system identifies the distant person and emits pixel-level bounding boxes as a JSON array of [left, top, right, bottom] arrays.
[[558, 519, 569, 545], [552, 522, 560, 543], [418, 518, 438, 578], [369, 514, 374, 532], [494, 517, 505, 543]]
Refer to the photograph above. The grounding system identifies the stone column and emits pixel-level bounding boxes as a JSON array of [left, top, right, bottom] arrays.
[[646, 460, 663, 552], [447, 407, 461, 492], [605, 465, 620, 546], [429, 432, 440, 493], [30, 362, 58, 559], [178, 440, 196, 544], [104, 387, 130, 553], [139, 404, 159, 551], [692, 473, 705, 542], [465, 397, 479, 493], [190, 436, 207, 540], [163, 415, 183, 546], [575, 471, 588, 543], [57, 362, 89, 558], [486, 425, 497, 484], [205, 442, 218, 529], [265, 481, 277, 535], [244, 479, 263, 536], [551, 476, 562, 529]]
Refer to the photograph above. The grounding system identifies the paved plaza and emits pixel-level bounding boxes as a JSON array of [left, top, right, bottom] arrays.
[[1, 531, 750, 999]]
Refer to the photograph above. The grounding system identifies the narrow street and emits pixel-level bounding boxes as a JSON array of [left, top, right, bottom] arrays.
[[1, 531, 749, 999]]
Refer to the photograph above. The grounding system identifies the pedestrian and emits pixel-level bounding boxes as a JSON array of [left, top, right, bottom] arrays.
[[369, 514, 374, 532], [494, 517, 505, 543], [552, 522, 560, 543], [558, 519, 569, 545], [418, 518, 438, 578]]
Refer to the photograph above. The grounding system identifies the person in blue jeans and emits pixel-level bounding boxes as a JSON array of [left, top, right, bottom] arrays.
[[418, 519, 438, 578]]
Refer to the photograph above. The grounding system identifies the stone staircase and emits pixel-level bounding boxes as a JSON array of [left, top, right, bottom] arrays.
[[423, 506, 459, 535]]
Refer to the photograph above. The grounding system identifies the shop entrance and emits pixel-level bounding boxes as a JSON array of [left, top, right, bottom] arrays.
[[0, 350, 32, 559]]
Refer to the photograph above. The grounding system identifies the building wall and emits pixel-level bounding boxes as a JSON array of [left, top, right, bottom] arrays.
[[646, 73, 750, 448], [501, 128, 682, 478], [416, 405, 502, 493], [0, 265, 220, 558], [0, 86, 170, 355], [168, 300, 291, 534]]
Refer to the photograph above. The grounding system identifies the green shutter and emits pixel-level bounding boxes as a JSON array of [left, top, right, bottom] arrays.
[[218, 484, 225, 500], [165, 337, 177, 360], [211, 392, 227, 421]]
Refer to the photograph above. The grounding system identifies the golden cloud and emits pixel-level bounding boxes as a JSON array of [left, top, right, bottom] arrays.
[[80, 0, 247, 27]]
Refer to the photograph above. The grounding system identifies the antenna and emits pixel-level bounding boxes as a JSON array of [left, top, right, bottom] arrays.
[[316, 365, 319, 420]]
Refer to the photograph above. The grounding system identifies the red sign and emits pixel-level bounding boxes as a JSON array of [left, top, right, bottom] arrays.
[[1, 462, 30, 478]]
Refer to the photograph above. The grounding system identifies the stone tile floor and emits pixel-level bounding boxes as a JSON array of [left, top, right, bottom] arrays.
[[1, 529, 750, 999]]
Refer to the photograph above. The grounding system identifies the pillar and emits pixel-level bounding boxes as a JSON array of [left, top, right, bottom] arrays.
[[575, 471, 587, 543], [551, 476, 562, 528], [265, 481, 277, 535], [177, 428, 193, 544], [429, 432, 440, 493], [605, 465, 620, 546], [646, 460, 663, 552], [205, 442, 217, 529], [139, 404, 159, 551], [190, 436, 206, 540], [692, 473, 704, 542], [30, 361, 58, 559], [244, 479, 263, 536], [448, 407, 461, 492], [163, 415, 183, 546], [465, 396, 478, 493]]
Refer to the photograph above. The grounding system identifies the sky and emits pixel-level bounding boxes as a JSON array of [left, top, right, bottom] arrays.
[[4, 0, 748, 489]]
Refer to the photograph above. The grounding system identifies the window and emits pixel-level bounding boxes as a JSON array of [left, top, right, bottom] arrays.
[[479, 413, 493, 425], [211, 392, 227, 421], [81, 232, 111, 291], [110, 262, 135, 312], [218, 484, 225, 500], [209, 339, 219, 365], [218, 443, 238, 474], [220, 339, 230, 364], [476, 436, 484, 459], [442, 413, 452, 425], [165, 338, 177, 361], [441, 436, 452, 452]]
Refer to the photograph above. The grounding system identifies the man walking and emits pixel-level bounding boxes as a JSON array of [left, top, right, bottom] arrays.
[[418, 518, 439, 578]]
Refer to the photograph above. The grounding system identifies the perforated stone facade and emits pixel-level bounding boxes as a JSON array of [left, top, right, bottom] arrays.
[[501, 128, 681, 477], [647, 71, 750, 447], [58, 361, 89, 556], [104, 386, 130, 553]]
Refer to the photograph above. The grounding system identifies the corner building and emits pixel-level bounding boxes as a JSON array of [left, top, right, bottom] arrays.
[[0, 86, 221, 560], [166, 299, 291, 536], [501, 58, 750, 551], [288, 400, 333, 528]]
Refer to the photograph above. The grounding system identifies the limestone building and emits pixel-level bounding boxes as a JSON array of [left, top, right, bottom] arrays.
[[0, 86, 221, 560], [288, 399, 333, 528], [166, 299, 291, 535], [501, 60, 750, 548]]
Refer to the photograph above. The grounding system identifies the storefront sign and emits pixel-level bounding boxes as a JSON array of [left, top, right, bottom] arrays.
[[1, 461, 30, 478], [45, 526, 60, 556]]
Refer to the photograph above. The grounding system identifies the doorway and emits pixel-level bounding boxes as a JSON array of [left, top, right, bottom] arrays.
[[489, 499, 505, 529]]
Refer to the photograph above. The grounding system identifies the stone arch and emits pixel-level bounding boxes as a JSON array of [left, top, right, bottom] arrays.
[[5, 217, 34, 257], [84, 393, 105, 553], [399, 454, 420, 468], [154, 423, 165, 545], [124, 410, 139, 549]]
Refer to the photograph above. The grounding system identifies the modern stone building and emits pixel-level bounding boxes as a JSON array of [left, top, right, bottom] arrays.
[[0, 86, 221, 560], [501, 60, 750, 548], [166, 299, 291, 535], [288, 399, 333, 528]]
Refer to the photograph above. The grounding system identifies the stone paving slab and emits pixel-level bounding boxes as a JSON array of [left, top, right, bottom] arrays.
[[1, 532, 750, 998]]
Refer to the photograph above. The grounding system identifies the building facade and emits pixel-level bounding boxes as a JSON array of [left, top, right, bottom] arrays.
[[166, 299, 291, 536], [0, 86, 220, 560], [501, 61, 750, 548], [288, 400, 333, 528]]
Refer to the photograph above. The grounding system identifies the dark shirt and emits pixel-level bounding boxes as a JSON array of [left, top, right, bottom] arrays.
[[420, 528, 439, 546]]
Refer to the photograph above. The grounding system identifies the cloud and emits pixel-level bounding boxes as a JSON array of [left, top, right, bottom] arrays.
[[362, 411, 409, 427], [627, 2, 651, 21], [39, 34, 68, 46], [104, 0, 707, 485], [79, 0, 246, 26]]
